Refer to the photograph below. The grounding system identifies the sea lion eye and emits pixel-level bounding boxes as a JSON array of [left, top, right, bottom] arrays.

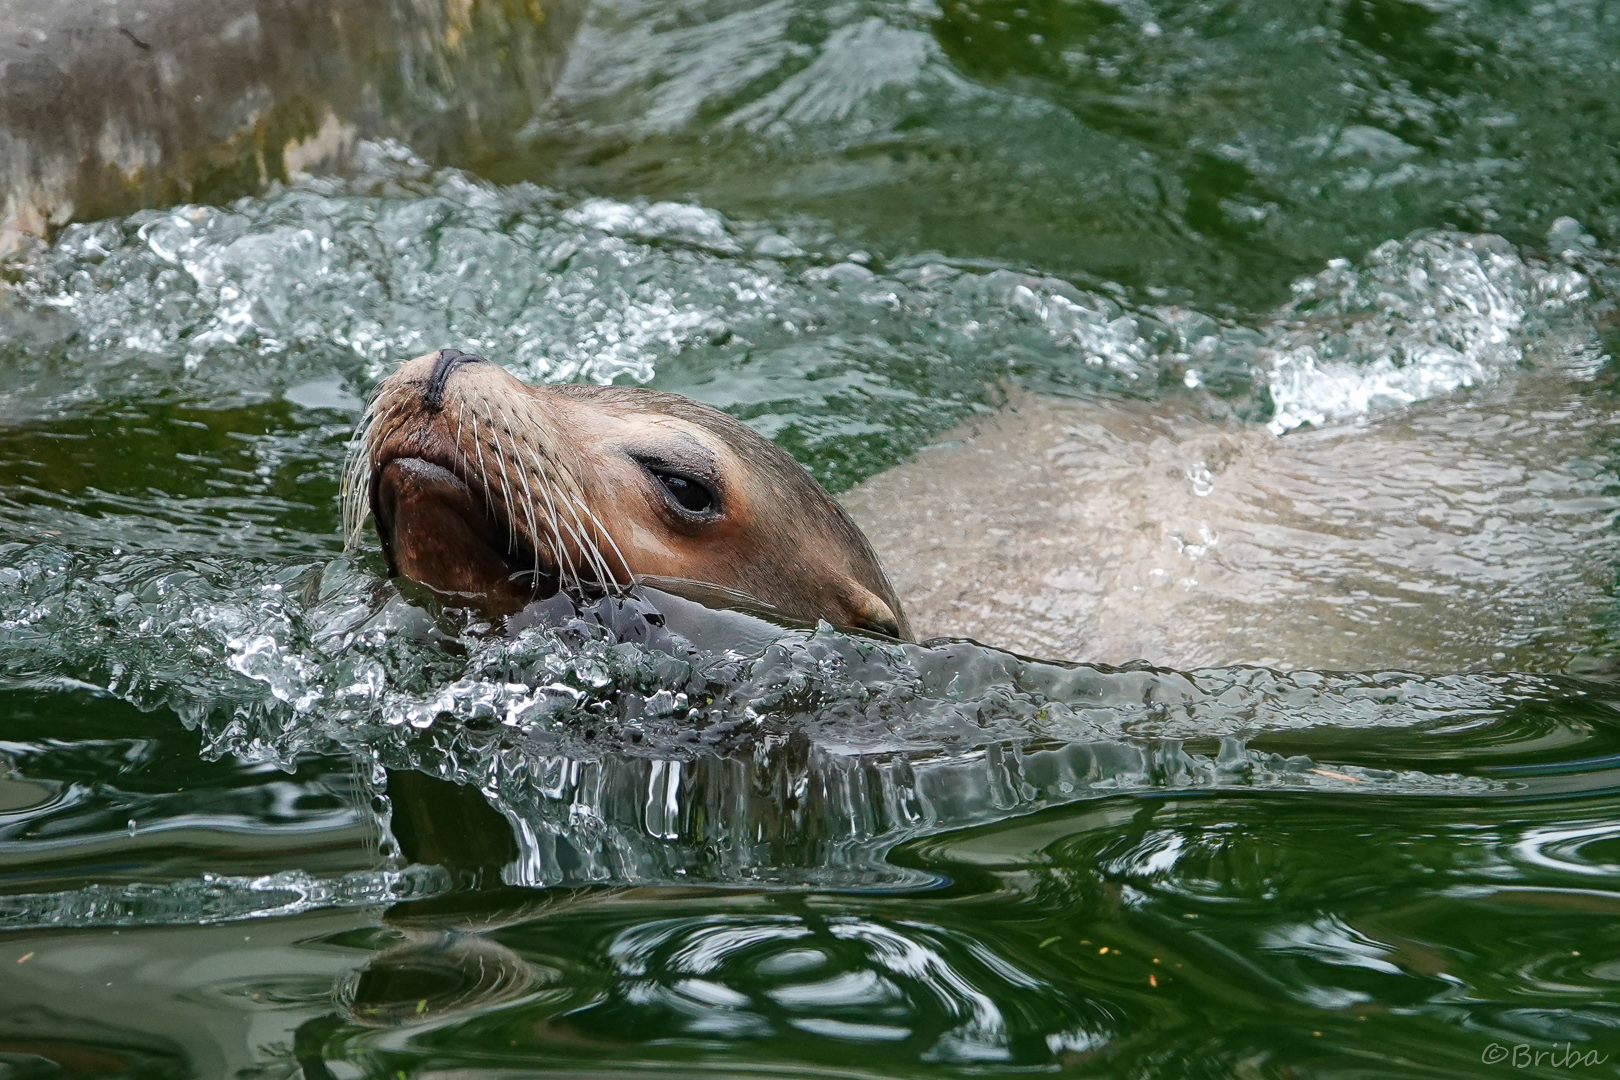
[[648, 467, 717, 516]]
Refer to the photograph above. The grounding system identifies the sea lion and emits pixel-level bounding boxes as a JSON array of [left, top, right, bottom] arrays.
[[348, 347, 1614, 674], [344, 348, 908, 638]]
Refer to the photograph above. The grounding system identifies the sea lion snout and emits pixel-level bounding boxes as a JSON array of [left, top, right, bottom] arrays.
[[421, 348, 488, 413], [345, 349, 910, 638]]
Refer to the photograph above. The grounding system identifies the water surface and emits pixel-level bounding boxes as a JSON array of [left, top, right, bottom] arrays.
[[2, 1, 1620, 1076]]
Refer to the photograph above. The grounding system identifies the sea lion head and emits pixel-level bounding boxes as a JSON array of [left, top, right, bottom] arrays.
[[344, 348, 909, 639]]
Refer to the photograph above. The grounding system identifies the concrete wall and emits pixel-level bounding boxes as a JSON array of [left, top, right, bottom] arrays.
[[0, 0, 580, 255]]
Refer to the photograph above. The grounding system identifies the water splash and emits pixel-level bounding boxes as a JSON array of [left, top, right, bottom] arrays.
[[1262, 230, 1594, 432], [0, 866, 449, 931], [3, 146, 1610, 476], [6, 540, 1609, 903]]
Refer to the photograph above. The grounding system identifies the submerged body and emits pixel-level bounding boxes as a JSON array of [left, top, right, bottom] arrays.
[[844, 370, 1619, 671]]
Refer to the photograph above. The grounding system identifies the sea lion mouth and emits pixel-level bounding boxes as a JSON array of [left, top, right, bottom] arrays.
[[343, 355, 632, 613], [371, 454, 558, 610]]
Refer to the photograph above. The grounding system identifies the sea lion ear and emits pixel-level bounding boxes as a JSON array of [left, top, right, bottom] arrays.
[[842, 583, 904, 640]]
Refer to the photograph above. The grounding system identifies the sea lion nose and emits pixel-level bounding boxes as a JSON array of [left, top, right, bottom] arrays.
[[422, 347, 488, 412]]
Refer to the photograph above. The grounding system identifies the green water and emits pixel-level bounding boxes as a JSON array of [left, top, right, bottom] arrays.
[[3, 0, 1620, 1076]]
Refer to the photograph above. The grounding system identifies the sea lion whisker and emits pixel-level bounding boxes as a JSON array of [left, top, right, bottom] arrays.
[[566, 490, 632, 589], [528, 453, 595, 591], [521, 445, 608, 592], [526, 459, 576, 592], [340, 452, 363, 545], [343, 395, 416, 547], [473, 410, 563, 588], [546, 470, 614, 588], [517, 438, 620, 588], [467, 412, 498, 517], [452, 401, 487, 509], [447, 400, 474, 491], [340, 414, 377, 541], [508, 437, 545, 581], [453, 399, 469, 472], [360, 395, 404, 439], [348, 392, 382, 436], [542, 458, 628, 588], [577, 501, 624, 592], [358, 397, 404, 447], [500, 424, 555, 588], [486, 417, 524, 554], [357, 394, 387, 428], [569, 500, 616, 591], [341, 407, 390, 548], [510, 440, 580, 592]]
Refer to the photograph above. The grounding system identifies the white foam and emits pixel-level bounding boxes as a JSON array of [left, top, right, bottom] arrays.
[[1260, 231, 1591, 432]]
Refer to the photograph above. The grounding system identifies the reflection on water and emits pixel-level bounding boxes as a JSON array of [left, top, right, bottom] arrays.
[[338, 928, 543, 1027], [2, 0, 1620, 1073], [21, 784, 1617, 1077]]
